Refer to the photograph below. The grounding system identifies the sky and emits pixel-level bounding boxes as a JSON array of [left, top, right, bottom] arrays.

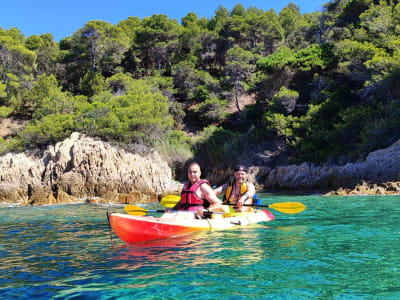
[[1, 0, 327, 41]]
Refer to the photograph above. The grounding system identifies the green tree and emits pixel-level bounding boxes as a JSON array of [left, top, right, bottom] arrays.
[[225, 46, 257, 112], [59, 21, 129, 91], [270, 86, 299, 115], [75, 79, 173, 144], [25, 33, 59, 75], [135, 15, 182, 75], [245, 9, 284, 54], [79, 71, 107, 97], [0, 27, 36, 115], [27, 74, 76, 119]]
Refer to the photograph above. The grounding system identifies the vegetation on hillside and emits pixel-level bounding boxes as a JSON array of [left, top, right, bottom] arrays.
[[1, 1, 400, 176]]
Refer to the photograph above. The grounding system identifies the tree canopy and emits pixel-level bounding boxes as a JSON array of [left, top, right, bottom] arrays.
[[1, 1, 400, 170]]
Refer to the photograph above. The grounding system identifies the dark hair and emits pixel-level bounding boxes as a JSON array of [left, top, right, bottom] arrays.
[[234, 164, 247, 172], [188, 161, 201, 169]]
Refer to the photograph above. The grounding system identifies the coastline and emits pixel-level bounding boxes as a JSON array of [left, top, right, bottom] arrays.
[[1, 133, 399, 206]]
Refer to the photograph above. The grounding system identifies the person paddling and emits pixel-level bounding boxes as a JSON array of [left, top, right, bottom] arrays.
[[214, 164, 256, 212], [172, 162, 224, 215]]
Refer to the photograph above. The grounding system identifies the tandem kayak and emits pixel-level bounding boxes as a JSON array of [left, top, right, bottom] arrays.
[[108, 210, 274, 244]]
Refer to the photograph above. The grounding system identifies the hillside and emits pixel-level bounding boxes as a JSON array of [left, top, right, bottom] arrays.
[[0, 1, 399, 180]]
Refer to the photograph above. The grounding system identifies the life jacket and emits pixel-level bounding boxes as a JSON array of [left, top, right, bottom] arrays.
[[223, 181, 247, 204], [180, 179, 211, 210]]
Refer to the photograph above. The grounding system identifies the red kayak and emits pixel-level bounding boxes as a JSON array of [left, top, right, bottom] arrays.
[[108, 210, 274, 244]]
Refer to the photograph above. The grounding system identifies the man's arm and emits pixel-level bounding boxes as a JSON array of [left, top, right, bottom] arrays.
[[201, 184, 222, 206], [198, 183, 226, 212]]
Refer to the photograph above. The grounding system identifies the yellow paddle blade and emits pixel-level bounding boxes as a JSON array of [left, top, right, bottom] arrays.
[[269, 202, 306, 214], [160, 195, 180, 208], [125, 205, 147, 216]]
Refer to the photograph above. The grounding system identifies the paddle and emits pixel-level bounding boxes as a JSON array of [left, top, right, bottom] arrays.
[[124, 204, 225, 217], [125, 205, 168, 216], [240, 202, 306, 214], [159, 195, 306, 214], [160, 194, 181, 208]]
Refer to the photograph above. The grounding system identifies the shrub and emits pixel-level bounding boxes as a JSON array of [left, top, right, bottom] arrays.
[[195, 97, 227, 124], [20, 114, 75, 147]]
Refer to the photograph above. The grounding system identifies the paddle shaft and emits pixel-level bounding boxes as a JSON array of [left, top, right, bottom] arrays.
[[125, 204, 225, 216], [224, 202, 306, 214], [159, 195, 306, 214], [241, 204, 269, 208], [139, 209, 167, 213], [142, 209, 224, 215]]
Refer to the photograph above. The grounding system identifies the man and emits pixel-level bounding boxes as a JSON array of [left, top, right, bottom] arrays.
[[173, 162, 224, 214], [214, 165, 256, 212]]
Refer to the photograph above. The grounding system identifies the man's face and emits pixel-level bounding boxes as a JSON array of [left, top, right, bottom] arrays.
[[234, 170, 246, 183], [188, 164, 201, 183]]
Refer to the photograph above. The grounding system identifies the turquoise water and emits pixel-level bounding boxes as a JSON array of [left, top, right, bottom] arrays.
[[1, 195, 400, 299]]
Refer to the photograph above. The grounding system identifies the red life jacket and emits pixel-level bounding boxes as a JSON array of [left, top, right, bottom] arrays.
[[180, 179, 211, 210]]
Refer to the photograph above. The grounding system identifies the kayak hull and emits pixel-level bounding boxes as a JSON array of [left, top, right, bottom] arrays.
[[108, 210, 274, 244]]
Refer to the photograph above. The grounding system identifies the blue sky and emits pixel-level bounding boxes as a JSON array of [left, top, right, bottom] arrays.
[[1, 0, 327, 41]]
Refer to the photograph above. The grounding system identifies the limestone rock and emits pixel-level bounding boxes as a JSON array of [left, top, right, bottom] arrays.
[[0, 132, 180, 205], [257, 139, 400, 194]]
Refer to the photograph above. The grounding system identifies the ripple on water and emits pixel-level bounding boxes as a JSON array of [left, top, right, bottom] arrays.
[[1, 197, 400, 298]]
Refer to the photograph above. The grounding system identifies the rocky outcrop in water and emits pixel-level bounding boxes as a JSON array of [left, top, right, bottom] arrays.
[[0, 132, 180, 206], [248, 139, 400, 194]]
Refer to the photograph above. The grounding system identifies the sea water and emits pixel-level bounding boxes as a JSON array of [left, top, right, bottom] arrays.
[[0, 195, 399, 299]]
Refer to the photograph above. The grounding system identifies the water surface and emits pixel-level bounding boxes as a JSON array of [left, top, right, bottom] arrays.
[[1, 195, 399, 299]]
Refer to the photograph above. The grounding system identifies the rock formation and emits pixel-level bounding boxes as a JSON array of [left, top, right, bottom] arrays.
[[1, 133, 400, 206], [0, 132, 180, 206], [250, 139, 400, 194]]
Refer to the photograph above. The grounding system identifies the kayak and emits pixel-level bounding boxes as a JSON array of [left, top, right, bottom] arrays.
[[108, 209, 274, 244]]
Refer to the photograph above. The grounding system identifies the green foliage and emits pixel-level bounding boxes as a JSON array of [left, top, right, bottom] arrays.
[[172, 61, 219, 102], [256, 47, 294, 71], [155, 130, 194, 166], [0, 105, 14, 117], [20, 114, 75, 147], [27, 74, 75, 120], [0, 27, 37, 114], [292, 44, 336, 72], [194, 125, 258, 167], [195, 97, 227, 124], [75, 79, 173, 144], [195, 126, 240, 166], [279, 2, 303, 38], [79, 71, 107, 97], [263, 112, 297, 139], [0, 135, 25, 154], [245, 9, 283, 54], [1, 1, 400, 168], [25, 33, 58, 75], [106, 72, 136, 96], [360, 101, 400, 154], [134, 14, 182, 74], [270, 86, 299, 114]]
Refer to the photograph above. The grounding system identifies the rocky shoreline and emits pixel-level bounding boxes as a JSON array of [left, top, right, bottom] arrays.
[[1, 133, 400, 206], [0, 132, 181, 206]]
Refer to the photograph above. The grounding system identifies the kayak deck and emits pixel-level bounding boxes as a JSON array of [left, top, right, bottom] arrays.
[[108, 210, 274, 244]]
